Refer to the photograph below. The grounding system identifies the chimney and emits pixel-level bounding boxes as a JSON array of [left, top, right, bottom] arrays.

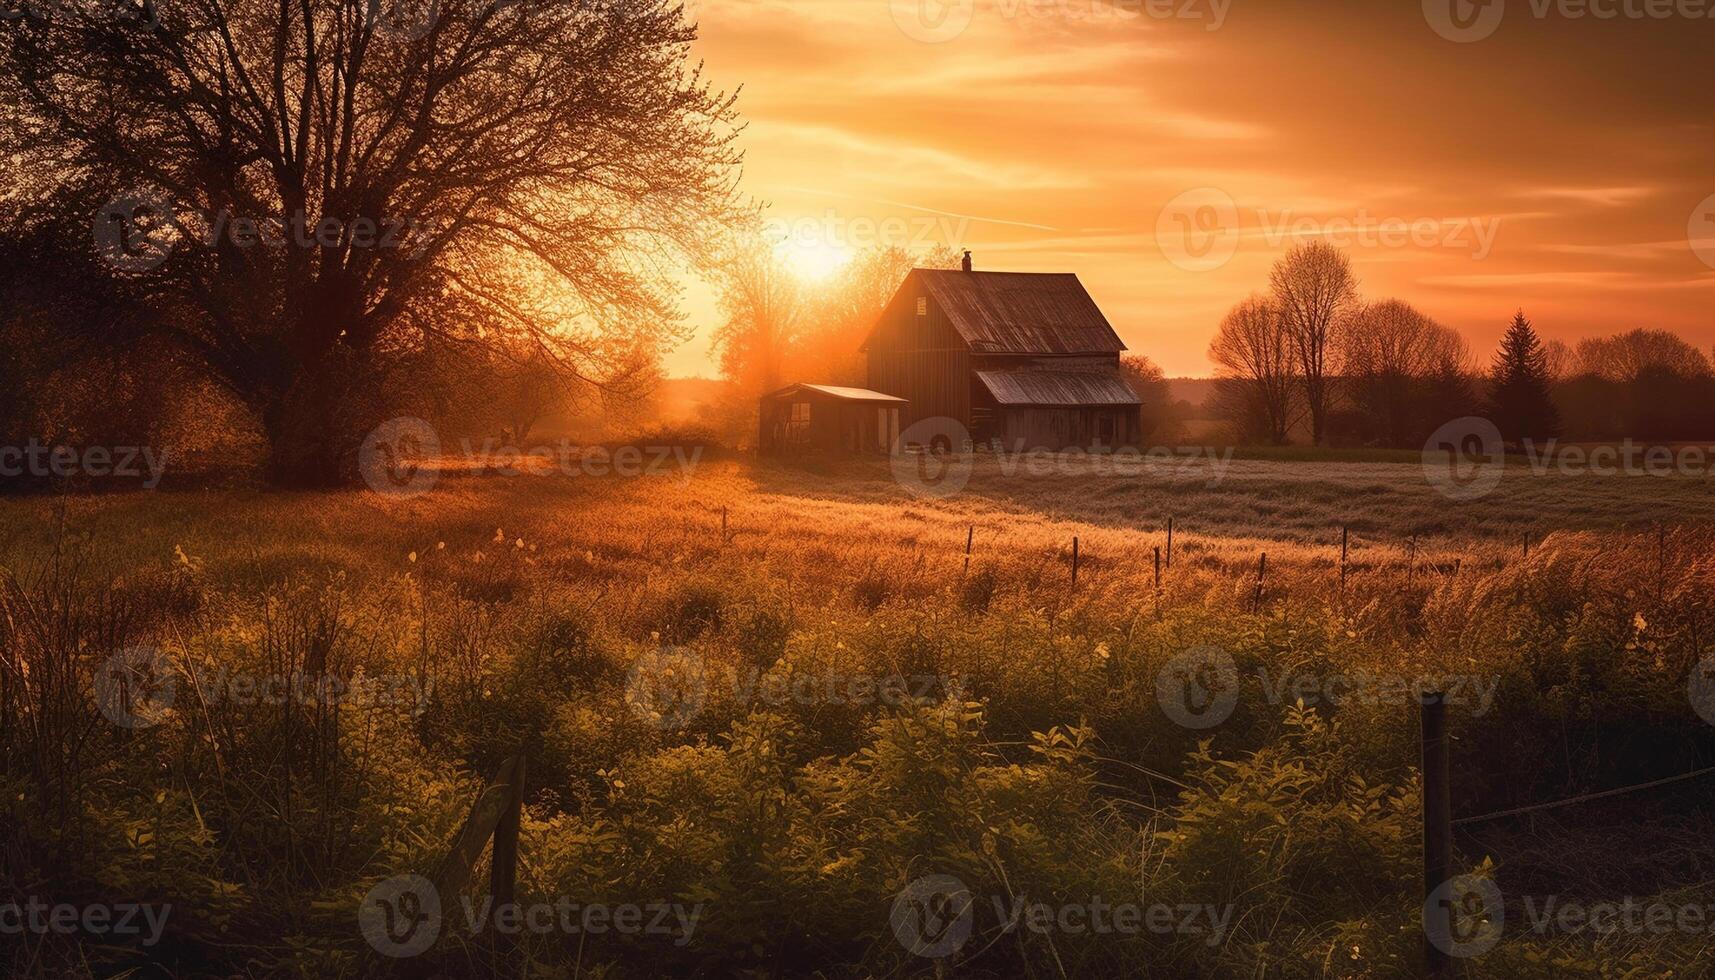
[[961, 250, 973, 273]]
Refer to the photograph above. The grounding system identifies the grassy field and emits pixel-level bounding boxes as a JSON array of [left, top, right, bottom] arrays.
[[4, 452, 1715, 978]]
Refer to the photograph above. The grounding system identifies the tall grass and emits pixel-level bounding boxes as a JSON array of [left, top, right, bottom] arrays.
[[2, 458, 1713, 977]]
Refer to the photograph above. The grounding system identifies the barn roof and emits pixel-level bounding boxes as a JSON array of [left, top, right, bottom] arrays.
[[761, 383, 907, 404], [914, 270, 1127, 355], [975, 369, 1142, 407]]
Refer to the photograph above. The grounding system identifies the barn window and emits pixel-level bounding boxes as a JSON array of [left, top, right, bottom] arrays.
[[786, 401, 811, 444], [915, 296, 928, 317]]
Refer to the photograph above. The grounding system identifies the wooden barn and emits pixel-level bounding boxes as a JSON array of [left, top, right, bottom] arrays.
[[861, 255, 1142, 452], [757, 383, 906, 455]]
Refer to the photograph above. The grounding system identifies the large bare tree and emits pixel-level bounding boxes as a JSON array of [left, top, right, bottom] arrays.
[[1209, 294, 1297, 445], [1270, 240, 1357, 446], [0, 0, 743, 484], [1338, 299, 1473, 446], [709, 232, 805, 397]]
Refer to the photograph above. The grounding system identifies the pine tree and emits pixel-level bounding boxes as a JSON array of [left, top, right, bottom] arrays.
[[1486, 311, 1561, 444]]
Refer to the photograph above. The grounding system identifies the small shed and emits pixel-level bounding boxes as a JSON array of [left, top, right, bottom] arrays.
[[758, 383, 906, 455]]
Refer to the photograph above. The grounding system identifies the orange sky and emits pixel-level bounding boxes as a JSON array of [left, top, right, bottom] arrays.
[[667, 0, 1715, 378]]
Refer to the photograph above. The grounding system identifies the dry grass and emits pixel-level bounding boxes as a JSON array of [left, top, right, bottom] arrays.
[[3, 452, 1714, 978]]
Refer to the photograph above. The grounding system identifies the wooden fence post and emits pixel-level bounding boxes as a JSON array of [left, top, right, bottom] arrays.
[[1071, 536, 1080, 589], [430, 755, 526, 936], [1421, 693, 1453, 979], [1153, 546, 1161, 590], [1408, 534, 1418, 589], [1166, 517, 1174, 569], [964, 524, 974, 576], [491, 755, 525, 914]]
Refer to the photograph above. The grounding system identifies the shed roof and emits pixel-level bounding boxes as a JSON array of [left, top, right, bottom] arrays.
[[761, 383, 907, 404], [912, 270, 1127, 355], [975, 369, 1142, 407]]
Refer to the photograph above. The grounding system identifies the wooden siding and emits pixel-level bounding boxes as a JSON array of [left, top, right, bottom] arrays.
[[865, 275, 971, 430], [758, 391, 900, 455], [994, 407, 1142, 451]]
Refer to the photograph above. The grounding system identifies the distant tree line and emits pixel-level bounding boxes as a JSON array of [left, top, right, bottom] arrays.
[[1209, 242, 1715, 448]]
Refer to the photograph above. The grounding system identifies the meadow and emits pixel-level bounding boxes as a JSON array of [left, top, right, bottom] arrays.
[[4, 451, 1715, 978]]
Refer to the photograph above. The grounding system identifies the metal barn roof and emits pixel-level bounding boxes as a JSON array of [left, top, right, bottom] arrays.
[[915, 270, 1127, 355], [761, 383, 907, 403], [975, 369, 1142, 407]]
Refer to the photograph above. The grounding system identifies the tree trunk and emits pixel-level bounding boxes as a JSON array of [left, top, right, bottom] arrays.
[[260, 350, 385, 488]]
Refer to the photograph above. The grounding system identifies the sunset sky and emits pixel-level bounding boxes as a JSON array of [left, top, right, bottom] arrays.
[[668, 0, 1715, 378]]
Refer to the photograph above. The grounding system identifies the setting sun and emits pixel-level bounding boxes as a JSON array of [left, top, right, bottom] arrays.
[[778, 236, 854, 283]]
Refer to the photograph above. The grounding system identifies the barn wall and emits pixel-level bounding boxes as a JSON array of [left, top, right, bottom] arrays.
[[865, 273, 971, 438], [758, 393, 902, 455], [998, 407, 1144, 451]]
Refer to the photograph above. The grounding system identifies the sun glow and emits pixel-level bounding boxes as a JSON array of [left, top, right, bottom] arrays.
[[779, 237, 854, 283]]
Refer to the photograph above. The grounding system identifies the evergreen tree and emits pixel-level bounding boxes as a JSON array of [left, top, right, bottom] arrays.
[[1486, 311, 1561, 444]]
